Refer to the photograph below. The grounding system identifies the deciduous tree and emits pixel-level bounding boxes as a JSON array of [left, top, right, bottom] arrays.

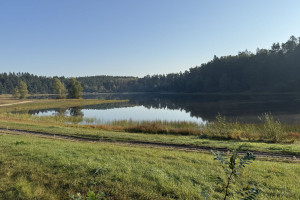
[[12, 87, 20, 98], [52, 77, 66, 99], [18, 81, 29, 99], [68, 78, 83, 99]]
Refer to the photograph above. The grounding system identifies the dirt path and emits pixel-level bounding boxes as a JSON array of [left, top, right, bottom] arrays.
[[0, 127, 299, 161], [0, 101, 32, 107]]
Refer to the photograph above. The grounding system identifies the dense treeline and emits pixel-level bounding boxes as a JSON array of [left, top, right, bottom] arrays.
[[0, 36, 300, 94], [0, 73, 136, 94], [124, 36, 300, 93], [77, 76, 137, 93], [0, 73, 53, 94]]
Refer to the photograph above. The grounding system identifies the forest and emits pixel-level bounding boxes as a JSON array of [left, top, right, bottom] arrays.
[[1, 36, 300, 94]]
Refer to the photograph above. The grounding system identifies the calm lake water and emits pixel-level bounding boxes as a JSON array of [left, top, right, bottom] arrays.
[[29, 93, 300, 125]]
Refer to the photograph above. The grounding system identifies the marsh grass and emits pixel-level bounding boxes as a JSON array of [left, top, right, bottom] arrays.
[[1, 111, 299, 143], [202, 113, 296, 143], [0, 95, 298, 143], [0, 112, 205, 135], [0, 118, 300, 156], [113, 120, 203, 135], [258, 113, 286, 142], [0, 133, 300, 200], [203, 114, 235, 139]]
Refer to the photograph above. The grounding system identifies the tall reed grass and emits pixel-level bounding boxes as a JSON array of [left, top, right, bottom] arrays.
[[202, 113, 294, 143], [0, 112, 298, 143]]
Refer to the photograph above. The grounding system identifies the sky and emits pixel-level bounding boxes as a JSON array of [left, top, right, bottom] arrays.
[[0, 0, 300, 77]]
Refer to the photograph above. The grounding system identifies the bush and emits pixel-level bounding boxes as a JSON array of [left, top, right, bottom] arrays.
[[258, 113, 286, 142], [241, 124, 259, 141], [204, 114, 234, 139], [202, 148, 261, 200]]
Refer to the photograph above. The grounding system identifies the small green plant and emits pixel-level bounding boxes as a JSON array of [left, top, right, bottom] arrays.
[[70, 190, 105, 200], [204, 148, 260, 200], [70, 193, 82, 200], [15, 141, 28, 145]]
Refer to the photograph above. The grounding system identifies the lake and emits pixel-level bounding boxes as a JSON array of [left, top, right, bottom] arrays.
[[29, 93, 300, 125]]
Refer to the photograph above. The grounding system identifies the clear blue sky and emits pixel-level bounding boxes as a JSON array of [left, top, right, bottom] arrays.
[[1, 0, 300, 77]]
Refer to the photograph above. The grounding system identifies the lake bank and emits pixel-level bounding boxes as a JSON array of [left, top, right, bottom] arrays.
[[0, 117, 299, 155], [0, 96, 128, 113]]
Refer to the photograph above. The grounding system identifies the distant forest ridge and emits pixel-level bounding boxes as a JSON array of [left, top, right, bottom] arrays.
[[1, 35, 300, 94]]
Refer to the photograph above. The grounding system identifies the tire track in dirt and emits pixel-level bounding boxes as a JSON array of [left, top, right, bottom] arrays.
[[0, 127, 299, 161]]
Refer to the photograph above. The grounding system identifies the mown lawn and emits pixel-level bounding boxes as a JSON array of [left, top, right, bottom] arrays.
[[0, 133, 299, 200]]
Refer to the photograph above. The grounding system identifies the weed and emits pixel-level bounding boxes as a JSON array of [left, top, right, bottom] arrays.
[[15, 141, 28, 145], [70, 191, 105, 200]]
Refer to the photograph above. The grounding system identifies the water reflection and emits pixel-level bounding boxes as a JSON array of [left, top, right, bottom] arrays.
[[29, 107, 83, 117], [69, 107, 83, 117], [33, 105, 204, 124], [57, 108, 67, 116], [83, 93, 300, 124], [28, 93, 300, 124]]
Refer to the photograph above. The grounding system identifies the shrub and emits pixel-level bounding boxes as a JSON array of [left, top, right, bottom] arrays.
[[241, 124, 259, 141], [258, 113, 286, 142], [202, 148, 261, 200], [204, 114, 233, 139]]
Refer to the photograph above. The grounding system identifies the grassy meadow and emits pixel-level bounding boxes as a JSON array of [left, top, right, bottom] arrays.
[[0, 95, 299, 199], [0, 117, 300, 156], [1, 133, 300, 200]]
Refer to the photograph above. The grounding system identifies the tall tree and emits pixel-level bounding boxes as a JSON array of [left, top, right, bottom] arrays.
[[12, 87, 20, 98], [68, 78, 83, 99], [18, 81, 29, 99], [52, 77, 67, 99]]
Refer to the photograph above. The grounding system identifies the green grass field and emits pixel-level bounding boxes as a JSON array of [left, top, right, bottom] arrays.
[[0, 97, 299, 199], [0, 133, 299, 200], [0, 119, 299, 156]]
